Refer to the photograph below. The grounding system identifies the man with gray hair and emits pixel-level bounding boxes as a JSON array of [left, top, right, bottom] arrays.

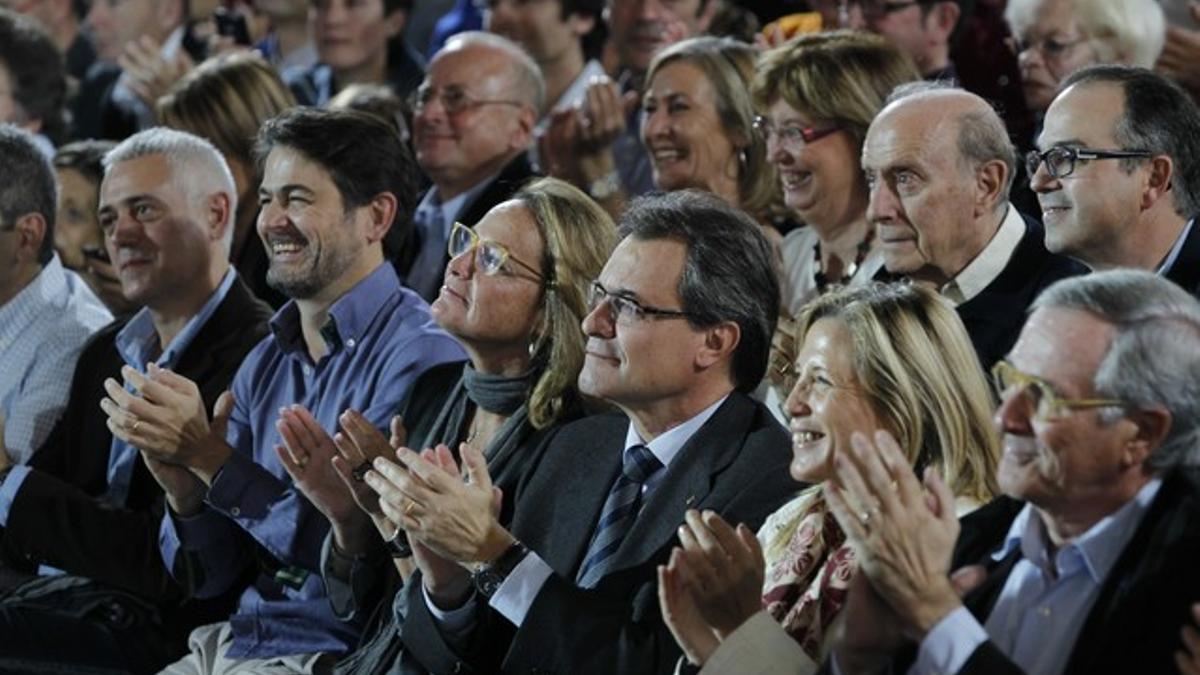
[[862, 82, 1083, 370], [401, 31, 542, 301], [1031, 65, 1200, 297], [824, 269, 1200, 675], [0, 127, 273, 673], [0, 125, 109, 465]]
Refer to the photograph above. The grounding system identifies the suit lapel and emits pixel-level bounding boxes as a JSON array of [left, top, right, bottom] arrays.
[[603, 394, 753, 576], [1163, 219, 1200, 297]]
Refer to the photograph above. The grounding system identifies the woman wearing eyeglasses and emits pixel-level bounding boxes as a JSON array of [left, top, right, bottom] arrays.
[[278, 177, 615, 675], [659, 282, 999, 674], [754, 31, 919, 317]]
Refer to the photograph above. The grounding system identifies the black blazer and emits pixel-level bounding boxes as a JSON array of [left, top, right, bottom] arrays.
[[400, 392, 797, 674], [0, 278, 272, 643], [1163, 217, 1200, 299], [397, 154, 539, 300], [956, 215, 1085, 372], [950, 466, 1200, 675]]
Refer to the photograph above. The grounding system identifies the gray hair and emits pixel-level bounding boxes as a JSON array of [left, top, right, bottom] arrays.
[[103, 127, 237, 252], [1061, 65, 1200, 218], [439, 31, 546, 113], [0, 124, 57, 265], [618, 190, 780, 392], [1032, 269, 1200, 470], [886, 81, 1017, 208], [1005, 0, 1164, 68]]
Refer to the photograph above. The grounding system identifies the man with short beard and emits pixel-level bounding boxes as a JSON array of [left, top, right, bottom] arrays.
[[104, 108, 464, 674]]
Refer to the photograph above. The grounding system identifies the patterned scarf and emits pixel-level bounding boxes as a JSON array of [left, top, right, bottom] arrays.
[[760, 486, 858, 663]]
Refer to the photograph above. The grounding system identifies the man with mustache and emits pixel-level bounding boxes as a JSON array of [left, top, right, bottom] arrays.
[[401, 32, 541, 302], [1032, 65, 1200, 297], [861, 81, 1082, 371], [0, 127, 269, 673], [103, 108, 464, 674], [825, 270, 1200, 675], [380, 191, 796, 674]]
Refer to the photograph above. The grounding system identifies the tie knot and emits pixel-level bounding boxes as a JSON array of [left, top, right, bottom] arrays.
[[622, 444, 661, 484]]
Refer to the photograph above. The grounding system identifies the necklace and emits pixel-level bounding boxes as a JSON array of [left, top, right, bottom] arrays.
[[812, 228, 874, 292]]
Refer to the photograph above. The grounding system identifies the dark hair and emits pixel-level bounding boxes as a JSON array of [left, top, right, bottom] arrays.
[[1062, 65, 1200, 219], [0, 10, 68, 146], [255, 107, 420, 250], [54, 140, 118, 187], [618, 190, 780, 392], [0, 125, 57, 265]]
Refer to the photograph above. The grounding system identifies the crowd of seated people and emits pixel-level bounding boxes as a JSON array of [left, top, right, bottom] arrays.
[[2, 1, 1200, 674]]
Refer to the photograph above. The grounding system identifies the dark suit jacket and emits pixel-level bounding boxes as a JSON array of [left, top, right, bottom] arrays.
[[1162, 217, 1200, 299], [0, 277, 272, 644], [399, 392, 797, 674], [957, 215, 1085, 372], [947, 466, 1200, 675], [397, 154, 538, 299]]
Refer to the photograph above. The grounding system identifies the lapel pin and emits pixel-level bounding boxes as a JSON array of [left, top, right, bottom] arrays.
[[685, 495, 696, 506]]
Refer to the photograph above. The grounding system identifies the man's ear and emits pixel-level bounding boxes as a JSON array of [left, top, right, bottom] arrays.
[[1141, 154, 1175, 211], [384, 6, 408, 38], [973, 158, 1008, 218], [206, 192, 233, 244], [695, 0, 719, 35], [568, 10, 597, 39], [695, 320, 741, 370], [10, 212, 47, 264], [928, 1, 960, 41], [364, 191, 399, 243], [1122, 406, 1172, 470]]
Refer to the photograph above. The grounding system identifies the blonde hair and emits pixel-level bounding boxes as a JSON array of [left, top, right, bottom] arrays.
[[794, 282, 1000, 504], [515, 178, 617, 428], [645, 36, 778, 221], [752, 30, 921, 148], [156, 52, 296, 184], [1005, 0, 1165, 68]]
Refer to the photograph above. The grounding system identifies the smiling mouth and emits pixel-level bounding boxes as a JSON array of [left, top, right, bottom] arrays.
[[793, 430, 826, 444]]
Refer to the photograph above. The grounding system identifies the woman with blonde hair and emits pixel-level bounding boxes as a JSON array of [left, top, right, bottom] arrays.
[[157, 51, 296, 306], [276, 177, 617, 675], [754, 31, 921, 316], [641, 36, 778, 229], [660, 282, 999, 674]]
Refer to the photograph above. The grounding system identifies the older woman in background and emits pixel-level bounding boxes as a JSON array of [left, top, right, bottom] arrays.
[[754, 32, 920, 317], [157, 51, 296, 307], [660, 282, 1000, 674], [275, 177, 616, 675], [641, 36, 779, 232], [1005, 0, 1165, 114]]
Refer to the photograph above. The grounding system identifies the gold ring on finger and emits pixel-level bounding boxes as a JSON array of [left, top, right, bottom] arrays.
[[404, 499, 417, 517]]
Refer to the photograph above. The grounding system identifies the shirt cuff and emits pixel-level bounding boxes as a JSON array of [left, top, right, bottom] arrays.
[[488, 551, 553, 627], [911, 606, 988, 675], [0, 465, 32, 526]]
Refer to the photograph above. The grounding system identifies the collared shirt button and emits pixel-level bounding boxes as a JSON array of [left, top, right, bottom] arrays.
[[230, 507, 241, 517], [346, 338, 356, 349], [302, 365, 313, 377]]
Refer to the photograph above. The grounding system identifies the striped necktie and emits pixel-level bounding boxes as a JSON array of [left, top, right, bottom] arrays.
[[576, 444, 662, 588]]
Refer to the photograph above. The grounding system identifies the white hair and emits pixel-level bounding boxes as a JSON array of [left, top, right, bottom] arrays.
[[103, 127, 238, 253], [1005, 0, 1165, 68]]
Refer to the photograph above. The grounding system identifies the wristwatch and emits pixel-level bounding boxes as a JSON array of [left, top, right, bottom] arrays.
[[472, 540, 530, 598], [586, 171, 621, 200]]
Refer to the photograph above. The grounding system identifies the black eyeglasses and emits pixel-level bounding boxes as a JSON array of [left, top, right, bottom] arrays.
[[588, 281, 694, 324], [1025, 146, 1154, 180]]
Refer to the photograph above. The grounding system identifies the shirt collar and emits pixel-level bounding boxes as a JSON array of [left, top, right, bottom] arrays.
[[941, 206, 1025, 306], [992, 477, 1163, 582], [1156, 217, 1194, 275], [0, 255, 70, 340], [623, 394, 730, 472], [415, 177, 497, 240], [115, 268, 237, 370], [268, 262, 401, 356]]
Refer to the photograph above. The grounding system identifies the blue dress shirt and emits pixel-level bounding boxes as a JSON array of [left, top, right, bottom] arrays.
[[912, 478, 1163, 675], [158, 263, 465, 659]]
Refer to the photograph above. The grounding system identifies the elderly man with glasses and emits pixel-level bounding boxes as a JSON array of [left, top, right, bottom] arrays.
[[401, 31, 541, 302], [1031, 64, 1200, 297], [377, 190, 796, 674], [820, 269, 1200, 675]]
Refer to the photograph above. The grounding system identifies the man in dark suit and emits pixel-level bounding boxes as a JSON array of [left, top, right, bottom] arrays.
[[862, 82, 1083, 372], [1032, 65, 1200, 298], [824, 270, 1200, 675], [368, 191, 796, 674], [0, 128, 272, 674], [401, 31, 540, 301]]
